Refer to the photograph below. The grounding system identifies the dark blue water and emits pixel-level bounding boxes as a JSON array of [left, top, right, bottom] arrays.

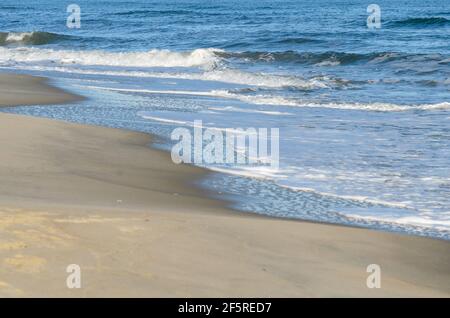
[[0, 0, 449, 239]]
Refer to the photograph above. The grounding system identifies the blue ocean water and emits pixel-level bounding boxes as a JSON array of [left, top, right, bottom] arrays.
[[0, 0, 449, 239]]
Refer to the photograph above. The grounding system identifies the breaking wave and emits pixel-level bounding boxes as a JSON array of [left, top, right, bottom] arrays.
[[0, 31, 68, 46], [0, 46, 222, 69], [1, 44, 448, 72]]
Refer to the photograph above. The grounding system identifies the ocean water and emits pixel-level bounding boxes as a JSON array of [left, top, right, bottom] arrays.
[[0, 0, 449, 239]]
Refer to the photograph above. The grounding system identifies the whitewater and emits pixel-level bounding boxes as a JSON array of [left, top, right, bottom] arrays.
[[1, 0, 449, 239]]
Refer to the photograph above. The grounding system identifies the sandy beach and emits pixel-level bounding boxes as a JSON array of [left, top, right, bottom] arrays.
[[0, 73, 84, 107], [0, 73, 449, 297]]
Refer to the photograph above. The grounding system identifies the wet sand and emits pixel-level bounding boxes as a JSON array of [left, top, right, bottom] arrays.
[[0, 73, 449, 297]]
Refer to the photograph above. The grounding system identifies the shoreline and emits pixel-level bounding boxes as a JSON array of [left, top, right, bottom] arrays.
[[0, 73, 449, 297]]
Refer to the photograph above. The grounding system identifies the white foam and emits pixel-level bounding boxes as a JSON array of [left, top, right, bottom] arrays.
[[0, 51, 332, 89], [314, 60, 341, 67], [198, 68, 328, 89], [4, 32, 33, 43], [208, 166, 287, 179], [210, 90, 450, 112], [208, 106, 293, 116], [196, 162, 450, 232], [0, 47, 221, 69], [84, 85, 217, 97], [346, 214, 450, 231], [138, 112, 261, 136], [135, 114, 189, 125], [281, 185, 414, 209], [82, 85, 450, 113]]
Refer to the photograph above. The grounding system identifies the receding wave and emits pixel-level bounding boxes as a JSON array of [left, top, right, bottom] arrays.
[[9, 64, 339, 90], [192, 69, 332, 89], [0, 31, 70, 46], [390, 17, 450, 27], [82, 85, 450, 112], [208, 90, 450, 112]]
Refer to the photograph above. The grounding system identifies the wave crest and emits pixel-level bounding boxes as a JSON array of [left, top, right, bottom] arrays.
[[0, 46, 222, 69], [0, 31, 66, 46]]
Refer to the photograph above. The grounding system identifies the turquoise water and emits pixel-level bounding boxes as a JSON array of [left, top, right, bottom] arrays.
[[0, 0, 449, 239]]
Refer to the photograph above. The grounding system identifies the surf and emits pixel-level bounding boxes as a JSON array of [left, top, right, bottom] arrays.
[[0, 31, 68, 46]]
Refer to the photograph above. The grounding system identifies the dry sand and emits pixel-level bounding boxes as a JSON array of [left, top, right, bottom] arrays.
[[0, 73, 449, 297]]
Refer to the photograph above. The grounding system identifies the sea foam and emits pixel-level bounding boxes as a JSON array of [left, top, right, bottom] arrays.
[[0, 46, 221, 69]]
